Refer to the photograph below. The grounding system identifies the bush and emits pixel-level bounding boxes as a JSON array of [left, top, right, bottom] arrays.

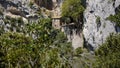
[[0, 17, 73, 68], [75, 47, 83, 55], [106, 11, 120, 27], [62, 0, 84, 23], [93, 33, 120, 68]]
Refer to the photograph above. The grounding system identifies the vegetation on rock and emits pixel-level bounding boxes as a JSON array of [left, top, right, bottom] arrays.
[[0, 16, 95, 68], [0, 17, 73, 68], [1, 0, 120, 68], [106, 11, 120, 27], [61, 0, 84, 23], [96, 16, 101, 24], [93, 33, 120, 68]]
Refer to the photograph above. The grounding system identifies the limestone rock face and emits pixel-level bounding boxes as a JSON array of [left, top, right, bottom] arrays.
[[62, 23, 84, 49], [83, 0, 120, 50], [0, 0, 40, 38], [0, 0, 39, 19], [1, 0, 120, 50]]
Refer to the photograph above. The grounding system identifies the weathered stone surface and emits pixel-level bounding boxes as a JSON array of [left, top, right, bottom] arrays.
[[72, 32, 83, 49], [0, 0, 40, 35], [62, 24, 83, 49], [83, 0, 120, 50], [1, 0, 120, 50]]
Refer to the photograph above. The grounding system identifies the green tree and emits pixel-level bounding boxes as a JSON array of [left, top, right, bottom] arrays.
[[0, 17, 73, 68], [0, 32, 34, 68], [62, 0, 84, 23]]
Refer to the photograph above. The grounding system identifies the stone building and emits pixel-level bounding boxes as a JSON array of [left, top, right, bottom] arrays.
[[33, 0, 62, 29], [51, 0, 62, 29], [52, 16, 61, 29]]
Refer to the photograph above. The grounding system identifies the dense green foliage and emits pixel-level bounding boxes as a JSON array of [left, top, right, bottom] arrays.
[[0, 32, 73, 68], [106, 11, 120, 27], [62, 0, 84, 23], [0, 17, 74, 68], [93, 33, 120, 68], [0, 16, 96, 68]]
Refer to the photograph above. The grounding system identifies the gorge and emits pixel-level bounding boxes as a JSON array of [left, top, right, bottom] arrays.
[[0, 0, 120, 68]]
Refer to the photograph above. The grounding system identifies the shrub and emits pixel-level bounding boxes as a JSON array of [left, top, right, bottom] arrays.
[[93, 33, 120, 68], [0, 18, 73, 68], [62, 0, 84, 23], [75, 47, 83, 55], [106, 11, 120, 27]]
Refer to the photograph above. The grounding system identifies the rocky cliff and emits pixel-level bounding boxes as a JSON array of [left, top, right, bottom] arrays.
[[0, 0, 120, 50], [83, 0, 120, 50], [56, 0, 120, 50], [0, 0, 41, 39], [0, 0, 39, 21]]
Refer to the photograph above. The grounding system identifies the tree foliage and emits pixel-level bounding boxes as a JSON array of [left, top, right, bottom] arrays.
[[62, 0, 84, 22], [0, 18, 73, 68], [93, 33, 120, 68], [106, 11, 120, 27]]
